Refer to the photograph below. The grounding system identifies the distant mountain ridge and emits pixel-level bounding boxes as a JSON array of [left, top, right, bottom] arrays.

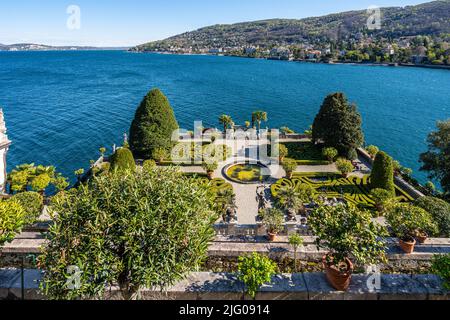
[[133, 0, 450, 51]]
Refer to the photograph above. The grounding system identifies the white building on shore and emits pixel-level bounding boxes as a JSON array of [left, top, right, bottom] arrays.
[[0, 109, 11, 194]]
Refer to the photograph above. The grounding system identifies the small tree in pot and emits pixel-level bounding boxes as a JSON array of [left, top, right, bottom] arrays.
[[335, 158, 354, 178], [261, 208, 285, 242], [238, 253, 277, 299], [322, 147, 338, 164], [202, 162, 218, 180], [385, 203, 438, 251], [309, 204, 387, 291], [370, 188, 394, 215], [282, 159, 297, 179]]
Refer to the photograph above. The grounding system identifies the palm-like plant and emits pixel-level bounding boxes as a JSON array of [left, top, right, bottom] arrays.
[[251, 111, 268, 131], [277, 185, 303, 216], [219, 115, 234, 133]]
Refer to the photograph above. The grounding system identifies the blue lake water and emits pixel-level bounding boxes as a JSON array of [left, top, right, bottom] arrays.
[[0, 50, 449, 184]]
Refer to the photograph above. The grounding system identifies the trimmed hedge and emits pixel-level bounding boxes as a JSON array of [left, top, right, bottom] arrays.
[[271, 174, 413, 210]]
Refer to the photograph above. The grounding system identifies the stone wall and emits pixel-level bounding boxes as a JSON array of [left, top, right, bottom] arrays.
[[0, 270, 447, 300]]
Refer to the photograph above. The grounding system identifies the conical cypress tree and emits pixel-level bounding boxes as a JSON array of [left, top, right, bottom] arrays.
[[370, 151, 395, 195], [129, 89, 179, 159], [312, 92, 364, 158]]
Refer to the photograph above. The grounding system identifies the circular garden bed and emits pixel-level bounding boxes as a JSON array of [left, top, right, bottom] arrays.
[[223, 162, 271, 184]]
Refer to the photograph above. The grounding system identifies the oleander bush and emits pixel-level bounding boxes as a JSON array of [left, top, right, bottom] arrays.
[[10, 191, 44, 225], [0, 200, 26, 246], [414, 197, 450, 237]]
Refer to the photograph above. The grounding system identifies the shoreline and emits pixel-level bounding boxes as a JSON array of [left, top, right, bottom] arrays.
[[132, 50, 450, 70]]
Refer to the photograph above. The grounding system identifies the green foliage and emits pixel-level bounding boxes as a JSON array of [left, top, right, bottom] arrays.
[[152, 147, 169, 162], [431, 254, 450, 290], [309, 204, 387, 266], [129, 88, 179, 159], [53, 175, 70, 192], [322, 147, 338, 163], [8, 163, 57, 193], [219, 114, 234, 132], [414, 197, 450, 237], [238, 253, 277, 299], [370, 151, 395, 195], [261, 208, 285, 234], [39, 168, 217, 300], [336, 158, 354, 176], [312, 92, 364, 158], [99, 147, 106, 156], [30, 173, 51, 192], [10, 192, 43, 225], [420, 120, 450, 196], [109, 148, 136, 173], [0, 200, 26, 246], [370, 188, 394, 214], [280, 127, 295, 134], [385, 203, 438, 239], [278, 144, 289, 159], [142, 160, 157, 172], [202, 161, 218, 173], [251, 111, 268, 130], [366, 145, 380, 158], [282, 159, 297, 174], [289, 234, 304, 248], [271, 175, 413, 211]]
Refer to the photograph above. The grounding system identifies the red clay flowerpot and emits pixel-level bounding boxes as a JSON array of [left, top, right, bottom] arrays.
[[399, 237, 416, 254], [323, 255, 354, 291], [267, 232, 277, 242], [416, 232, 428, 244]]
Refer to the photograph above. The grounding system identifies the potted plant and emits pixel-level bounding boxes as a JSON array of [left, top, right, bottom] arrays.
[[202, 162, 218, 180], [288, 234, 304, 273], [261, 208, 285, 241], [309, 204, 387, 291], [282, 159, 297, 179], [322, 147, 338, 164], [370, 188, 394, 215], [385, 203, 437, 253], [238, 252, 277, 300], [335, 158, 354, 178]]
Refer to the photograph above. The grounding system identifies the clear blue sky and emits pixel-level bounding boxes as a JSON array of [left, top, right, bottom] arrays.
[[0, 0, 429, 47]]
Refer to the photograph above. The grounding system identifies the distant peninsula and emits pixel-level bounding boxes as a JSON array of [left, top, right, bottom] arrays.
[[0, 43, 129, 52]]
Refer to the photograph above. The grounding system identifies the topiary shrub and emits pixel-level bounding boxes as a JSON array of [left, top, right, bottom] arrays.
[[10, 191, 44, 225], [414, 197, 450, 237], [238, 252, 277, 299], [109, 148, 136, 173], [370, 151, 395, 195], [129, 88, 179, 159]]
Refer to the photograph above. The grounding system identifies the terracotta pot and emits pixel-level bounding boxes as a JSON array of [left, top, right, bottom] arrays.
[[416, 232, 428, 244], [267, 232, 277, 242], [399, 237, 416, 254], [207, 171, 214, 180], [322, 255, 354, 291]]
